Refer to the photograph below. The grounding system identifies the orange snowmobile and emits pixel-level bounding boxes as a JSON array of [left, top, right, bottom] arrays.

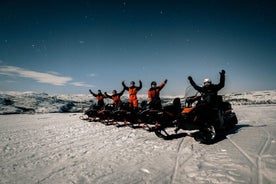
[[154, 92, 238, 143]]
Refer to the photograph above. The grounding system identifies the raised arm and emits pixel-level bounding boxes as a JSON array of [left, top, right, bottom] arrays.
[[118, 88, 126, 96], [215, 70, 225, 91], [89, 89, 97, 97], [137, 80, 142, 90], [188, 76, 203, 93], [122, 81, 128, 90], [158, 79, 167, 90], [104, 92, 112, 99]]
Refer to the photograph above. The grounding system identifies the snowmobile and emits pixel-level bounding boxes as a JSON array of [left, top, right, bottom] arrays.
[[154, 90, 238, 144], [80, 103, 117, 123], [112, 100, 155, 128], [136, 98, 183, 131], [81, 101, 147, 126]]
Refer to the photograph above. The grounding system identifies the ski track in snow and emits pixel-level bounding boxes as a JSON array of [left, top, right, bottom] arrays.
[[0, 105, 276, 184]]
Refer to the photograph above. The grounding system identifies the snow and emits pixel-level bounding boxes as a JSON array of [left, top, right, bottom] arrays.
[[0, 90, 276, 183]]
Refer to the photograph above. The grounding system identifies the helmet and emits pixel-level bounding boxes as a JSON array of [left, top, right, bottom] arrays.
[[151, 81, 157, 86], [203, 78, 212, 86], [112, 90, 117, 94], [130, 81, 135, 86]]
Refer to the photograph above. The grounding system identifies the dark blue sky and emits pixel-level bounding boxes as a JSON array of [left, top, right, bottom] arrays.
[[0, 0, 276, 95]]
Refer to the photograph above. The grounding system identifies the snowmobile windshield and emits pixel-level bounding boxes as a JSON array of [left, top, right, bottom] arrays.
[[184, 85, 199, 98], [184, 85, 201, 108]]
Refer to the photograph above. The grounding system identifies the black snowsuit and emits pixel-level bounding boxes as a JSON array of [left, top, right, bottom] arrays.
[[188, 71, 225, 124], [188, 71, 225, 106]]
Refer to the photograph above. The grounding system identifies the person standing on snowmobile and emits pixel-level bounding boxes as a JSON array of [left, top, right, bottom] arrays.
[[89, 89, 106, 110], [186, 69, 226, 129], [148, 79, 168, 110], [104, 89, 125, 110], [122, 80, 142, 110], [188, 69, 225, 106]]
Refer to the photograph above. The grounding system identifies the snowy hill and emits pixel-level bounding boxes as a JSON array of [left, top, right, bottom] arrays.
[[0, 90, 276, 114], [223, 90, 276, 105]]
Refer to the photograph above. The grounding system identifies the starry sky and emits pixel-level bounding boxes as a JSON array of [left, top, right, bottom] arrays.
[[0, 0, 276, 95]]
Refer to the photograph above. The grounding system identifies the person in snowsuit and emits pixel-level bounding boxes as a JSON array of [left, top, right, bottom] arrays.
[[148, 79, 168, 110], [187, 69, 226, 126], [89, 89, 106, 110], [122, 80, 142, 110], [104, 88, 125, 110], [188, 69, 225, 106]]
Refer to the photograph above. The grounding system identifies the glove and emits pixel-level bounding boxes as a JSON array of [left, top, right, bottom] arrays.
[[164, 79, 168, 84], [220, 70, 225, 75], [188, 76, 192, 81]]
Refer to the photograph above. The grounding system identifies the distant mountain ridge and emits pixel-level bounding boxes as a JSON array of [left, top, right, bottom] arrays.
[[0, 90, 275, 114], [223, 90, 276, 105]]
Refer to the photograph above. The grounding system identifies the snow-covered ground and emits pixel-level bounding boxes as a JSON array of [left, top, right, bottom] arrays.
[[0, 104, 276, 183]]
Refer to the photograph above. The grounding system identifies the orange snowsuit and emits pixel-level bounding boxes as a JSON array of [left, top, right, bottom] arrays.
[[112, 95, 122, 107], [148, 80, 167, 110], [122, 80, 142, 108], [89, 89, 106, 108], [148, 81, 166, 103], [104, 89, 125, 108], [96, 95, 105, 102]]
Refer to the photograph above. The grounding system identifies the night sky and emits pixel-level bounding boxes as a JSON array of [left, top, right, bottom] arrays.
[[0, 0, 276, 95]]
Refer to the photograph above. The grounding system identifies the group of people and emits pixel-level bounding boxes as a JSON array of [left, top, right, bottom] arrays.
[[89, 69, 226, 112], [89, 79, 168, 111]]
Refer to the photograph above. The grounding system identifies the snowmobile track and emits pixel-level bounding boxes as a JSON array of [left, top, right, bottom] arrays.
[[170, 138, 194, 184], [226, 125, 272, 184], [226, 135, 256, 167], [257, 127, 271, 184]]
